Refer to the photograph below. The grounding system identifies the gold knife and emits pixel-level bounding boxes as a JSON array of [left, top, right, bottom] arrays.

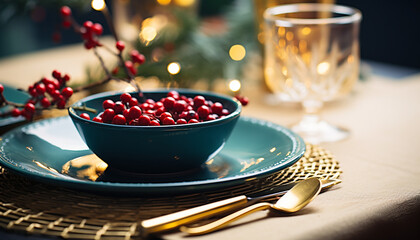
[[141, 179, 340, 235]]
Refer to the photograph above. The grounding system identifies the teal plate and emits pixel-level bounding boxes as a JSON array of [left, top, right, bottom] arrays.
[[0, 84, 30, 127], [0, 116, 305, 195]]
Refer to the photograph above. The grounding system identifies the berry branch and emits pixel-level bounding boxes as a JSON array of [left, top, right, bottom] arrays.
[[0, 3, 147, 121]]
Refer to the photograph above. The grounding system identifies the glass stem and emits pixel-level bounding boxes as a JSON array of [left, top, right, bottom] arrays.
[[300, 100, 324, 128]]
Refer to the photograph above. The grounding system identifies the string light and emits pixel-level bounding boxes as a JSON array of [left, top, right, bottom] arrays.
[[91, 0, 106, 11], [167, 62, 181, 75], [229, 79, 241, 92], [157, 0, 171, 5]]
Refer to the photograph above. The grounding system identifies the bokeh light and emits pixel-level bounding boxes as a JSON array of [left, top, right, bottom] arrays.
[[91, 0, 106, 11], [229, 45, 246, 61], [167, 62, 181, 75], [229, 79, 241, 92]]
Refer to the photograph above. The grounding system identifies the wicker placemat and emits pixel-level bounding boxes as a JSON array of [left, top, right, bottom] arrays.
[[0, 144, 341, 239]]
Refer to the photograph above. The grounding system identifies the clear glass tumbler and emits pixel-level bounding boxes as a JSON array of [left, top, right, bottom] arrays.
[[263, 4, 362, 144]]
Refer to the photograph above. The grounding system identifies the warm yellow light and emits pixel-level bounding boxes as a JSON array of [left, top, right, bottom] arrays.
[[140, 26, 157, 42], [229, 79, 241, 92], [167, 62, 181, 75], [157, 0, 171, 5], [317, 62, 330, 75], [229, 44, 246, 61], [301, 27, 311, 35], [286, 31, 294, 41], [174, 0, 195, 7], [91, 0, 106, 11]]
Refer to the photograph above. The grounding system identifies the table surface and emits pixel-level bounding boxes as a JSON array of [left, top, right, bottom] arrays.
[[1, 42, 420, 240]]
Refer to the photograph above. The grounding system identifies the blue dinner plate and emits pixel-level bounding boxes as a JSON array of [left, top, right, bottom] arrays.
[[0, 116, 305, 195], [0, 84, 30, 127]]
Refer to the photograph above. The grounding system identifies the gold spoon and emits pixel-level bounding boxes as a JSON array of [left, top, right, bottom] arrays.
[[180, 177, 322, 235]]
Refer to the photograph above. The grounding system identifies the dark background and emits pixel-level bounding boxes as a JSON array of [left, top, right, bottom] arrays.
[[0, 0, 419, 69]]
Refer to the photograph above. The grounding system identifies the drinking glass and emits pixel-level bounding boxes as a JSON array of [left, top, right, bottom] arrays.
[[263, 4, 362, 144]]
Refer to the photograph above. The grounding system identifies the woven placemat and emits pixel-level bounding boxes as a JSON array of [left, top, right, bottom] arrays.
[[0, 144, 341, 239]]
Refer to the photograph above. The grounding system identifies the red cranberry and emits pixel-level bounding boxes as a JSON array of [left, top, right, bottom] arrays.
[[197, 105, 210, 120], [128, 97, 138, 107], [112, 114, 126, 125], [137, 115, 151, 126], [102, 108, 115, 123], [120, 92, 132, 104], [46, 84, 56, 94], [163, 97, 176, 110], [153, 101, 163, 109], [162, 117, 175, 125], [130, 50, 145, 64], [128, 106, 142, 119], [123, 109, 131, 120], [173, 100, 187, 113], [207, 114, 218, 121], [125, 61, 137, 75], [221, 109, 230, 116], [176, 118, 187, 124], [103, 99, 115, 109], [63, 74, 70, 82], [159, 112, 172, 121], [113, 101, 125, 114], [211, 102, 223, 115], [193, 96, 206, 108], [150, 120, 160, 126], [155, 107, 165, 117], [93, 116, 102, 122], [80, 113, 90, 120], [188, 119, 199, 124], [167, 91, 180, 99], [83, 21, 93, 30]]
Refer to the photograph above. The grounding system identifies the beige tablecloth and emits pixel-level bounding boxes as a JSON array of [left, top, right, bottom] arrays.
[[1, 43, 420, 239]]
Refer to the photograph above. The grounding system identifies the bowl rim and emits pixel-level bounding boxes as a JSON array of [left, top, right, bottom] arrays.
[[68, 88, 242, 130]]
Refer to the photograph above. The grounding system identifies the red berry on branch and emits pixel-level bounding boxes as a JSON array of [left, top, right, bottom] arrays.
[[124, 61, 137, 75], [111, 66, 119, 75], [35, 83, 46, 95], [0, 83, 3, 93], [63, 74, 70, 82], [24, 103, 36, 113], [60, 6, 71, 17], [62, 20, 72, 28], [56, 99, 66, 109], [11, 108, 21, 117], [130, 50, 146, 64], [61, 87, 73, 99], [40, 97, 51, 108], [83, 21, 93, 30], [92, 23, 103, 35], [52, 70, 61, 79], [115, 41, 125, 52]]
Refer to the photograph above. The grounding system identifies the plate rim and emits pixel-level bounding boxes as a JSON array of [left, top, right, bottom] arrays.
[[0, 116, 305, 194]]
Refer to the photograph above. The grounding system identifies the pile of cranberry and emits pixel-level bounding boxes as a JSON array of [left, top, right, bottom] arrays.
[[79, 91, 232, 126]]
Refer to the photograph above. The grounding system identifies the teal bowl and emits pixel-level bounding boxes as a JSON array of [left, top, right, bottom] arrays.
[[68, 89, 241, 174]]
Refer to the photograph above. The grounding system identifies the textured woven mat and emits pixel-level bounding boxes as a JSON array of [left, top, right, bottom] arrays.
[[0, 144, 341, 240]]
